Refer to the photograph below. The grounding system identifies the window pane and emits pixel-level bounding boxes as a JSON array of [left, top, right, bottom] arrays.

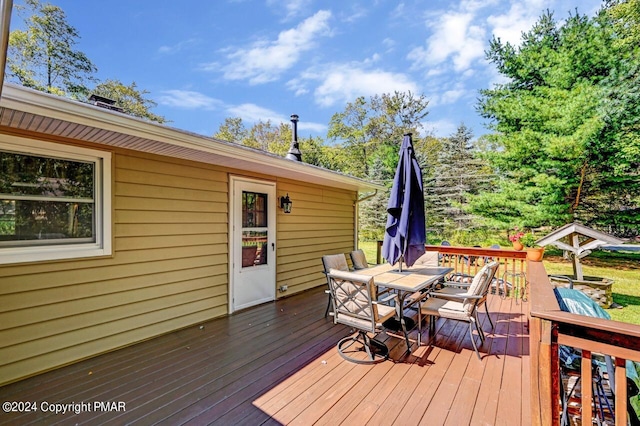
[[242, 191, 267, 228], [0, 200, 94, 245], [242, 230, 268, 267], [0, 150, 95, 246], [0, 200, 15, 236], [0, 151, 94, 199]]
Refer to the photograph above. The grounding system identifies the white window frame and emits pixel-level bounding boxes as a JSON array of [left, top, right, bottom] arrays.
[[0, 135, 112, 264]]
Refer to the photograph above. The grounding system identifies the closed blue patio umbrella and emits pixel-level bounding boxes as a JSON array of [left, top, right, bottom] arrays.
[[382, 133, 426, 271]]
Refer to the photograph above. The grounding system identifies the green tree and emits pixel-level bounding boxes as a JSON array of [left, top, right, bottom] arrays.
[[299, 135, 335, 168], [425, 124, 493, 236], [244, 121, 291, 155], [359, 156, 394, 241], [608, 0, 640, 50], [327, 96, 372, 177], [212, 118, 342, 169], [597, 0, 640, 235], [213, 117, 249, 143], [91, 79, 167, 124], [327, 91, 429, 178], [7, 0, 97, 97], [473, 8, 639, 232]]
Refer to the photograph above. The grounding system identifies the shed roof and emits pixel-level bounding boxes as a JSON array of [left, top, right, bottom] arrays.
[[0, 84, 382, 193], [536, 222, 624, 254]]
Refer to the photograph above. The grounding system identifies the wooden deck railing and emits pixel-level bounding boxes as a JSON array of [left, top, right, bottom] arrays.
[[528, 261, 640, 425], [425, 245, 527, 290], [375, 242, 528, 297]]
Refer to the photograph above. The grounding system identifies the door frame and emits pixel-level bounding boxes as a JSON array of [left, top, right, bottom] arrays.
[[228, 176, 277, 313]]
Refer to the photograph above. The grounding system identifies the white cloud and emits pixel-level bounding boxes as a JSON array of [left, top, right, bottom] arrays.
[[225, 103, 326, 133], [158, 38, 198, 55], [298, 121, 327, 133], [487, 2, 545, 46], [215, 10, 332, 84], [426, 118, 457, 138], [267, 0, 311, 20], [226, 103, 285, 124], [409, 11, 486, 73], [440, 87, 466, 105], [295, 63, 419, 108], [157, 90, 222, 109], [460, 0, 500, 13]]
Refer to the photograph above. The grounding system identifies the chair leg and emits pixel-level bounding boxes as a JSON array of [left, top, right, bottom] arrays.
[[362, 332, 373, 359], [417, 303, 422, 346], [429, 315, 436, 336], [469, 321, 482, 360], [473, 313, 485, 343], [337, 331, 388, 364], [400, 316, 411, 352], [484, 303, 494, 329], [324, 292, 332, 318]]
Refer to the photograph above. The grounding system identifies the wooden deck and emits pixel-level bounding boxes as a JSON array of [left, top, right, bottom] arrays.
[[0, 286, 530, 425]]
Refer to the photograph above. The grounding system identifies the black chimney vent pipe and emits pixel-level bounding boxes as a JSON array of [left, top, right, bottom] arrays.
[[285, 114, 302, 162]]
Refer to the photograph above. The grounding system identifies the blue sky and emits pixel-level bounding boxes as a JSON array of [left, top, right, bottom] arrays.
[[13, 0, 603, 140]]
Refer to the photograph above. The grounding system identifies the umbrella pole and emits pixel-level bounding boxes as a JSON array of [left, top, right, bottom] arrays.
[[399, 255, 403, 272]]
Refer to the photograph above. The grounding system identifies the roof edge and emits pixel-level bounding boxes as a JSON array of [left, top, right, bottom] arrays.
[[0, 83, 383, 192]]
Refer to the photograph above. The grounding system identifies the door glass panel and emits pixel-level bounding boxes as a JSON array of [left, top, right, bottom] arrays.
[[242, 192, 267, 227], [242, 191, 268, 268], [241, 230, 267, 267]]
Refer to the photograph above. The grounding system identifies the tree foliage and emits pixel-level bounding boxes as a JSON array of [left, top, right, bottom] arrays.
[[7, 0, 97, 97], [214, 117, 249, 144], [7, 0, 166, 123], [425, 123, 493, 236], [92, 79, 167, 124], [327, 91, 429, 178], [473, 6, 640, 234]]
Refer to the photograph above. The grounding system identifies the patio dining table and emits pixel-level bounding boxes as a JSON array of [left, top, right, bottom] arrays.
[[357, 263, 453, 349]]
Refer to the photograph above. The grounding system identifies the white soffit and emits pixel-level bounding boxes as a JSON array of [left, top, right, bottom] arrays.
[[0, 84, 381, 193]]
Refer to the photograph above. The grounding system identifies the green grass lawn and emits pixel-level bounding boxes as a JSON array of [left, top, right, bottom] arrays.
[[358, 241, 640, 325]]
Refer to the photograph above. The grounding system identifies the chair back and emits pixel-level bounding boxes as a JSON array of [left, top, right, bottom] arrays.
[[349, 249, 368, 270], [462, 261, 500, 314], [413, 251, 439, 267], [322, 254, 349, 274], [327, 269, 378, 333]]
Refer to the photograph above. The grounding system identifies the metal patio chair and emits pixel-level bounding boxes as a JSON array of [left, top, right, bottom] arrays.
[[321, 253, 350, 319], [420, 261, 499, 359], [349, 249, 371, 270], [326, 269, 407, 364]]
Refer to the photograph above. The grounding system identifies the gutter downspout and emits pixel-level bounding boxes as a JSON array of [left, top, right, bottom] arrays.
[[353, 189, 378, 249], [0, 0, 13, 99]]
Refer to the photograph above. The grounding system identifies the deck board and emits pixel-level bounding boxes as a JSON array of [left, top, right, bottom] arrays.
[[0, 286, 531, 426]]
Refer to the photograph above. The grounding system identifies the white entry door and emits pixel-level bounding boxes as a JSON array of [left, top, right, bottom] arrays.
[[230, 177, 276, 312]]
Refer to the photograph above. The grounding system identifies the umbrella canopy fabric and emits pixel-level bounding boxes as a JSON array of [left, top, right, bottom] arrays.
[[382, 133, 426, 268]]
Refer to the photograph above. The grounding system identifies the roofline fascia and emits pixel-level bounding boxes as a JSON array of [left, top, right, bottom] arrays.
[[0, 83, 383, 192]]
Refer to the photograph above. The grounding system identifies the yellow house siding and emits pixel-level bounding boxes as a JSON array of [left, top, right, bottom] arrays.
[[0, 146, 229, 385], [0, 133, 361, 386], [276, 180, 356, 294]]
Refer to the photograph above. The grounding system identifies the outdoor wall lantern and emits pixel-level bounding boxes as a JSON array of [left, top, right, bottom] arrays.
[[280, 194, 292, 214]]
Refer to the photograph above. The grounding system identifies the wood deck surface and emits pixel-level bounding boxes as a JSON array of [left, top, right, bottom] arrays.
[[0, 286, 530, 425]]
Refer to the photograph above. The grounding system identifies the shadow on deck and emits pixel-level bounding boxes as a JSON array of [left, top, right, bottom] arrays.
[[0, 286, 530, 425]]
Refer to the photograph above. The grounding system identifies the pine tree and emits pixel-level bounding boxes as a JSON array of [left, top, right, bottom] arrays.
[[425, 124, 493, 236]]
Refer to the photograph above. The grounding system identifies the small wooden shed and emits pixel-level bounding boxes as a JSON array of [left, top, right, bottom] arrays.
[[536, 222, 624, 307]]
